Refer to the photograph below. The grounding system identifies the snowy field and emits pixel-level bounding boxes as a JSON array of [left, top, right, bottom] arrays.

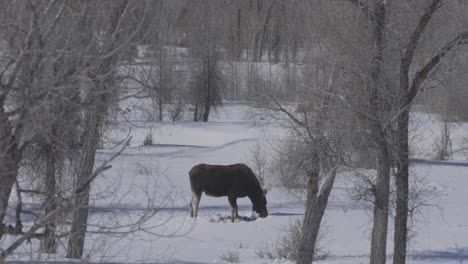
[[3, 103, 468, 263]]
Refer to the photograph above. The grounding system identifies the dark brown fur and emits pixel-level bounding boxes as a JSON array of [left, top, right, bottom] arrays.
[[188, 163, 268, 222]]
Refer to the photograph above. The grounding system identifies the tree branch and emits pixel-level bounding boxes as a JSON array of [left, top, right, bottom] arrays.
[[0, 8, 36, 90], [408, 31, 468, 102], [401, 0, 442, 75], [75, 137, 132, 194], [0, 219, 45, 261], [268, 98, 306, 128], [42, 1, 66, 42]]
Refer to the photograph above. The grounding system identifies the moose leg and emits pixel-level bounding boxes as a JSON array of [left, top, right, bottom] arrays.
[[191, 192, 202, 218], [189, 196, 194, 217], [228, 196, 238, 222]]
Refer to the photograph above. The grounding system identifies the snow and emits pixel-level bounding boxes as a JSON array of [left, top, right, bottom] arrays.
[[2, 103, 468, 263]]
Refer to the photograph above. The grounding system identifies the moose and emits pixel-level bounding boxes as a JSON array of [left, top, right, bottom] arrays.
[[188, 163, 268, 222]]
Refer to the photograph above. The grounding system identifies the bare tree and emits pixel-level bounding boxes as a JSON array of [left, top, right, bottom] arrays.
[[293, 1, 394, 263], [186, 1, 225, 122], [249, 20, 354, 262], [367, 1, 468, 263], [67, 1, 147, 258], [138, 0, 183, 122], [0, 0, 66, 237], [22, 2, 85, 252], [1, 0, 87, 251], [264, 91, 346, 264], [190, 52, 224, 122]]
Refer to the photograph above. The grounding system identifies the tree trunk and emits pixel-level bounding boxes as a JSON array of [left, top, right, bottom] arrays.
[[367, 2, 389, 263], [158, 95, 163, 122], [67, 0, 132, 254], [202, 62, 211, 122], [393, 2, 445, 261], [370, 142, 391, 264], [202, 98, 211, 122], [67, 109, 102, 259], [236, 8, 242, 60], [158, 49, 164, 122], [298, 154, 319, 264], [68, 1, 129, 255], [193, 104, 199, 122], [272, 21, 281, 64], [297, 154, 337, 264], [393, 109, 409, 264], [0, 167, 18, 238], [41, 143, 57, 253], [253, 32, 262, 62], [0, 108, 21, 238]]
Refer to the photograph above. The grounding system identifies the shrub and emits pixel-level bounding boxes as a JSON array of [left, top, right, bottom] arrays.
[[169, 100, 185, 121], [143, 131, 153, 146], [255, 218, 328, 262], [219, 250, 240, 263]]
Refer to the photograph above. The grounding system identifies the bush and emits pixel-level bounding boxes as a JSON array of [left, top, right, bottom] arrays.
[[169, 100, 185, 121], [143, 131, 153, 146], [255, 218, 328, 262], [433, 122, 452, 160], [219, 250, 240, 263]]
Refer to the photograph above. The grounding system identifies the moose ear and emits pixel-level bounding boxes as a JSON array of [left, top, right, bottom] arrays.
[[263, 188, 268, 195]]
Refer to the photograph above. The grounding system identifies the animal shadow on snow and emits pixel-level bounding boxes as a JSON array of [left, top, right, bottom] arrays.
[[208, 213, 257, 223]]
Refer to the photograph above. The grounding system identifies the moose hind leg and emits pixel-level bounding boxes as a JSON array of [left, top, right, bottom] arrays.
[[191, 192, 202, 218], [228, 196, 238, 222]]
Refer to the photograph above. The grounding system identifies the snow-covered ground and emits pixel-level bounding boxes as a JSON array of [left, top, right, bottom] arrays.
[[3, 103, 468, 263]]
